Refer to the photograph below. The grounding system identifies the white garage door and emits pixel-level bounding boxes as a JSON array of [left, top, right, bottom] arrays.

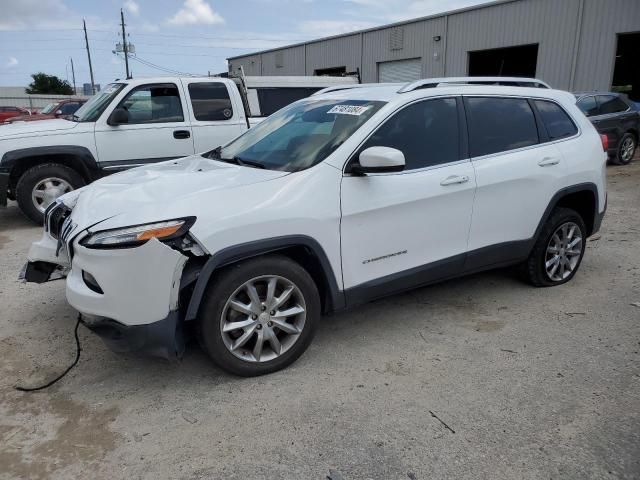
[[378, 58, 422, 83]]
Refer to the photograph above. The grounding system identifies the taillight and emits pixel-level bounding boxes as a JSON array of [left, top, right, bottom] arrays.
[[600, 134, 609, 152]]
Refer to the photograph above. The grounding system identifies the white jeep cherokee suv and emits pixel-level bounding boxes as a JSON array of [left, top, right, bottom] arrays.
[[22, 78, 607, 376]]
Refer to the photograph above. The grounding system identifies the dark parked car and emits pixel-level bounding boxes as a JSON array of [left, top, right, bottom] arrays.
[[574, 92, 639, 165], [4, 99, 86, 124]]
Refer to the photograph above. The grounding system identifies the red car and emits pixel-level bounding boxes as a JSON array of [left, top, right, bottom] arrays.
[[0, 106, 31, 123], [5, 99, 86, 123]]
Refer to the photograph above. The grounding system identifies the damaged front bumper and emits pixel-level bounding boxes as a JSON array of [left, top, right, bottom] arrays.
[[22, 223, 192, 360]]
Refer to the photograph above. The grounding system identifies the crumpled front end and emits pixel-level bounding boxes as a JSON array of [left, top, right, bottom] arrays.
[[21, 200, 195, 360]]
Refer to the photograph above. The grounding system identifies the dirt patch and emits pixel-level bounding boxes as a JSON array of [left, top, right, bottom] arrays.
[[0, 337, 120, 480]]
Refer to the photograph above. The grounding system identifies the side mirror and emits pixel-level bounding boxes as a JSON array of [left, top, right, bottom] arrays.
[[54, 109, 63, 116], [108, 107, 129, 126], [351, 146, 405, 175]]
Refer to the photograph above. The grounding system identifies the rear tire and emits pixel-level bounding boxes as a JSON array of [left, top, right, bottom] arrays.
[[16, 163, 85, 224], [522, 207, 587, 287], [198, 255, 320, 376], [612, 132, 636, 165]]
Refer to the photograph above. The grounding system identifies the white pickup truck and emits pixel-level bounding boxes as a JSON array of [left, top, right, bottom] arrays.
[[0, 75, 358, 222]]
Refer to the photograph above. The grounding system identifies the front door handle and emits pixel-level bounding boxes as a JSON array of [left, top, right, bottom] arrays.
[[173, 130, 191, 139], [538, 157, 560, 167], [440, 175, 469, 186]]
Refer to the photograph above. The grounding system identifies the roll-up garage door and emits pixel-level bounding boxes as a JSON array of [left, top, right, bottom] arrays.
[[378, 58, 422, 83]]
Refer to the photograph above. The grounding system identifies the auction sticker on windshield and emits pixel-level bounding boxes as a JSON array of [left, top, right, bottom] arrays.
[[327, 105, 372, 116]]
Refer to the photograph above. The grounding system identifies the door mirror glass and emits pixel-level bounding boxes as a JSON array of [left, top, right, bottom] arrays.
[[108, 107, 129, 126], [55, 109, 63, 116], [354, 146, 405, 174]]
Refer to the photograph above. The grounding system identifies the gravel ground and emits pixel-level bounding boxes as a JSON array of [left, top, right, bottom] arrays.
[[0, 160, 639, 480]]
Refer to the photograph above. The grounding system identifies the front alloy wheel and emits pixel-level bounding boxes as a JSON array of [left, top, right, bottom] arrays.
[[221, 275, 306, 363], [198, 255, 320, 376]]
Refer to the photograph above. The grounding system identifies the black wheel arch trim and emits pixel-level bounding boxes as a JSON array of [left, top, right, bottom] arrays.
[[533, 182, 600, 241], [0, 145, 101, 182], [184, 235, 345, 321]]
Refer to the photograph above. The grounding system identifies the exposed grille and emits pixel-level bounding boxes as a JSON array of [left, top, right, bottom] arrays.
[[47, 204, 71, 240]]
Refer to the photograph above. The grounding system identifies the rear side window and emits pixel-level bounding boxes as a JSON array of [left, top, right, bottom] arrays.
[[533, 100, 578, 141], [577, 96, 598, 116], [60, 102, 81, 115], [597, 95, 628, 115], [359, 97, 460, 170], [188, 83, 233, 121], [256, 87, 322, 116], [465, 97, 539, 157]]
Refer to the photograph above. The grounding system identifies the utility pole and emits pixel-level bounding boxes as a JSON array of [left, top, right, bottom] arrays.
[[70, 57, 76, 95], [83, 19, 96, 94], [120, 8, 131, 79]]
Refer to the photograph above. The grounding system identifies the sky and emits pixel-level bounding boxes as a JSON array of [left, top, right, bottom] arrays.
[[0, 0, 492, 88]]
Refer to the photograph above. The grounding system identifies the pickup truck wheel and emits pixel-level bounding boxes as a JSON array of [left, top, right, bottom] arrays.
[[16, 163, 85, 224], [613, 133, 636, 165], [522, 207, 586, 287], [198, 255, 320, 376]]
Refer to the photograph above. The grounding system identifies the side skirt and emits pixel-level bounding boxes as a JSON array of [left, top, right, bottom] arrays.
[[344, 239, 532, 308]]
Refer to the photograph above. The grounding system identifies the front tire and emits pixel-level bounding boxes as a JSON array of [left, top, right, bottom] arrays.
[[16, 163, 85, 224], [522, 207, 587, 287], [613, 132, 636, 165], [198, 255, 320, 376]]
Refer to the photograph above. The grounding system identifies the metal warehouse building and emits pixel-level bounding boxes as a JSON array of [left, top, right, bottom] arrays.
[[228, 0, 640, 99]]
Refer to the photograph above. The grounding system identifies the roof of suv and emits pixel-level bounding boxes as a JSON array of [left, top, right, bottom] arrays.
[[315, 83, 574, 105]]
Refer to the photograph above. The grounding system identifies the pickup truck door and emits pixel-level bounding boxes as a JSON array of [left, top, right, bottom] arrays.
[[94, 82, 195, 169], [179, 79, 247, 153]]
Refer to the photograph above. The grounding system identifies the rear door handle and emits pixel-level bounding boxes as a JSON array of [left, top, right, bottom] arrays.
[[538, 157, 560, 167], [440, 175, 469, 186], [173, 130, 190, 139]]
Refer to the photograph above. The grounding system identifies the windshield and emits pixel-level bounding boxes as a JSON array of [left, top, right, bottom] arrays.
[[40, 103, 57, 114], [73, 83, 125, 122], [215, 98, 385, 172]]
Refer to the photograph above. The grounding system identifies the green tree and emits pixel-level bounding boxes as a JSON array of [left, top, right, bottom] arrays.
[[25, 73, 74, 95]]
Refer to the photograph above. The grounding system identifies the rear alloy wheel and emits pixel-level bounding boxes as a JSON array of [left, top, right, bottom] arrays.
[[614, 133, 636, 165], [522, 207, 587, 287], [199, 255, 320, 376]]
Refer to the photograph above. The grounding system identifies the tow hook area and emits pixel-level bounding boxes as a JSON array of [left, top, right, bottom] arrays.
[[19, 261, 67, 283]]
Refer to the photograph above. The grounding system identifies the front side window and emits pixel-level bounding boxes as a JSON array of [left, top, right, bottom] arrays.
[[116, 83, 184, 124], [73, 83, 126, 122], [188, 83, 233, 121], [216, 99, 385, 172], [577, 96, 598, 117], [534, 100, 578, 141], [358, 98, 460, 170], [465, 97, 539, 157], [597, 95, 628, 115], [60, 102, 81, 115]]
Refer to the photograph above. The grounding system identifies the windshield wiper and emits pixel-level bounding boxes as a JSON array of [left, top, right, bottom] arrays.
[[216, 155, 265, 169], [205, 145, 222, 159]]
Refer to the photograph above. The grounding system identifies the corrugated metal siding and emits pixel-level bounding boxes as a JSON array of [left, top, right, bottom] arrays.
[[229, 54, 262, 76], [573, 0, 640, 92], [305, 34, 361, 75], [260, 45, 306, 75], [361, 17, 446, 82], [445, 0, 581, 89]]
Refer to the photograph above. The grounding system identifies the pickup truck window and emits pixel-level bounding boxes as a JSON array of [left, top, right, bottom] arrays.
[[218, 99, 385, 172], [188, 82, 233, 121], [74, 83, 125, 122], [116, 83, 184, 124], [256, 87, 322, 116]]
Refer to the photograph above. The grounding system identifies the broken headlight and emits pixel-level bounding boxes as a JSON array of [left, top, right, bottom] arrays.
[[80, 217, 196, 249]]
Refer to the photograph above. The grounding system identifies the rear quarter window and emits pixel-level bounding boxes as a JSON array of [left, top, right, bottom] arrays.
[[533, 100, 578, 141], [464, 97, 539, 157], [188, 83, 233, 121]]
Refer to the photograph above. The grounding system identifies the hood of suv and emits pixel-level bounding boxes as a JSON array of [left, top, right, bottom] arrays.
[[67, 155, 289, 229], [0, 118, 79, 138]]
